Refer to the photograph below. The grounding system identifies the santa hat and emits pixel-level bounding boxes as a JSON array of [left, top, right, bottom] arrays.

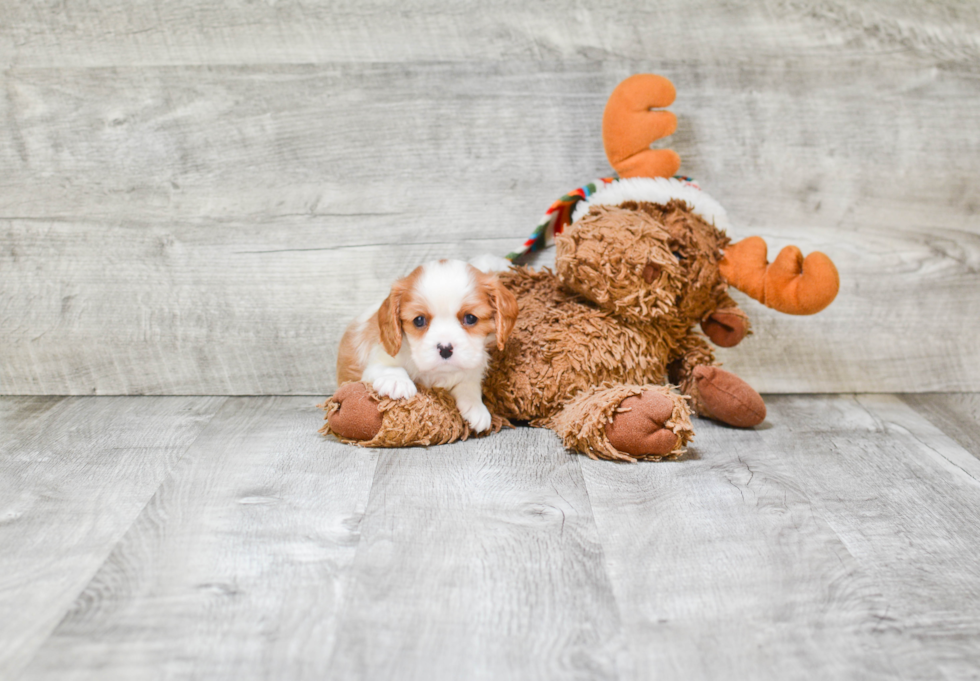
[[506, 176, 730, 263]]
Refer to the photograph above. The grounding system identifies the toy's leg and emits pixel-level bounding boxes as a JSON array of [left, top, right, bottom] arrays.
[[668, 333, 766, 428], [541, 384, 694, 462], [320, 382, 508, 448]]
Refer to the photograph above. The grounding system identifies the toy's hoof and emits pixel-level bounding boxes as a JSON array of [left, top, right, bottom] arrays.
[[605, 391, 679, 457], [693, 366, 766, 427], [701, 308, 748, 347], [328, 383, 383, 441]]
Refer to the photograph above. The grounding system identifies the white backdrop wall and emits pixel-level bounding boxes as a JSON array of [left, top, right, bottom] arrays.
[[1, 1, 978, 394]]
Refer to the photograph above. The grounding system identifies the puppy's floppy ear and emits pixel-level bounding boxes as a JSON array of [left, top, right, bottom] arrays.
[[486, 276, 518, 351], [377, 282, 406, 357], [378, 266, 423, 357]]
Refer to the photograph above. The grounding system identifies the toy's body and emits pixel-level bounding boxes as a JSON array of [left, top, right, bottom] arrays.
[[321, 75, 840, 461]]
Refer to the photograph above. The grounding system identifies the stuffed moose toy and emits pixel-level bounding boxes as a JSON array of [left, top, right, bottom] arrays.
[[320, 74, 840, 461]]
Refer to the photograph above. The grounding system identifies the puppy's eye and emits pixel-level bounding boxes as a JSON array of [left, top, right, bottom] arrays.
[[672, 250, 685, 261], [413, 316, 427, 328], [462, 313, 478, 326]]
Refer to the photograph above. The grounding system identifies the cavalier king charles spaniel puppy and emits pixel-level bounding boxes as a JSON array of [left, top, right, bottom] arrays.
[[336, 257, 518, 432]]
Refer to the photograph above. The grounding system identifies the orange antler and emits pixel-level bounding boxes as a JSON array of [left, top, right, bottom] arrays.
[[720, 237, 840, 315], [602, 74, 681, 179]]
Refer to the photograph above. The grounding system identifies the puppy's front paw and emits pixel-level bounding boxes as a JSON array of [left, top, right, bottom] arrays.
[[460, 402, 492, 433], [373, 373, 417, 400]]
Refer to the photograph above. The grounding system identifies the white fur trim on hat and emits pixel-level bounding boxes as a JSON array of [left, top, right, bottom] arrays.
[[571, 177, 731, 231]]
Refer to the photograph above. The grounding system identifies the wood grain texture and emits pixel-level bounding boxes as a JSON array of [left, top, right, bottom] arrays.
[[1, 1, 977, 67], [5, 395, 980, 678], [326, 428, 625, 680], [18, 397, 379, 681], [901, 393, 980, 461], [1, 2, 978, 394], [582, 394, 980, 679], [752, 395, 980, 679], [0, 216, 519, 394], [2, 59, 978, 394], [580, 411, 900, 680], [0, 395, 223, 680]]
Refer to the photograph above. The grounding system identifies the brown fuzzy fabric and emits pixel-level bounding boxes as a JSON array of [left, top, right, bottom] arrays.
[[556, 201, 732, 327], [482, 267, 673, 422], [555, 205, 685, 325], [667, 332, 718, 417], [319, 384, 511, 448], [542, 383, 694, 462], [483, 201, 737, 426], [321, 199, 765, 460]]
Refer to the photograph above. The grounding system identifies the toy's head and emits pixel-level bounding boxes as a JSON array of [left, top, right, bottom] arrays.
[[555, 192, 839, 335], [554, 199, 733, 330], [552, 74, 840, 339]]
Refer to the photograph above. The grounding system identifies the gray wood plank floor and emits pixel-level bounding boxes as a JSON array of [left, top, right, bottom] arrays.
[[3, 394, 980, 680]]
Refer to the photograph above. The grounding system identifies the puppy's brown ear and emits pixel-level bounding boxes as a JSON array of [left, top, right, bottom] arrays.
[[487, 277, 518, 351], [377, 284, 405, 357]]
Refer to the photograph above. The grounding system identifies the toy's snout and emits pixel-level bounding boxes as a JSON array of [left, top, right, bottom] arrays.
[[720, 236, 839, 315], [555, 206, 684, 324]]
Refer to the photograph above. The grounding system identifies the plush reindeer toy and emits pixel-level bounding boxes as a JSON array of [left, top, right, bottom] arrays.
[[321, 74, 840, 461]]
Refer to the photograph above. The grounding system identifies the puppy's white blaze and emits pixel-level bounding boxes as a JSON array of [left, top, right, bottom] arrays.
[[415, 260, 474, 318]]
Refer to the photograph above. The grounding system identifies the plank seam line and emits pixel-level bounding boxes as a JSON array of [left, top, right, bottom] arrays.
[[13, 396, 232, 676], [320, 447, 383, 671], [856, 396, 980, 488], [575, 455, 630, 675], [905, 433, 980, 486], [233, 236, 524, 255]]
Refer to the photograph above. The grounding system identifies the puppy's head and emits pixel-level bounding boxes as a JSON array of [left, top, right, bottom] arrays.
[[377, 260, 518, 374]]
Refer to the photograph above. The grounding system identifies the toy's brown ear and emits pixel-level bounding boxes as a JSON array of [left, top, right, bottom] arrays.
[[602, 74, 681, 179], [377, 284, 405, 357], [486, 278, 518, 351]]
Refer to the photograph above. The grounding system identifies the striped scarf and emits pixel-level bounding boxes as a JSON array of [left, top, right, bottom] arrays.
[[505, 176, 699, 263], [505, 178, 616, 263]]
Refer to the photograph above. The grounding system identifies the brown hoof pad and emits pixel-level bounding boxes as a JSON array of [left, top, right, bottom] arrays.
[[605, 391, 679, 457], [701, 308, 748, 348], [694, 366, 766, 427], [328, 383, 383, 441]]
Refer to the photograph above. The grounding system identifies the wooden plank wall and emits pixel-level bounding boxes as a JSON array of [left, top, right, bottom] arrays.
[[1, 1, 978, 395]]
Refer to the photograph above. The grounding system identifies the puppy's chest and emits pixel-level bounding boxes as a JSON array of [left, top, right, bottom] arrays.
[[414, 368, 479, 391]]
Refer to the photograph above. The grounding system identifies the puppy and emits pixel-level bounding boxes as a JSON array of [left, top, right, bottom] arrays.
[[336, 259, 518, 432]]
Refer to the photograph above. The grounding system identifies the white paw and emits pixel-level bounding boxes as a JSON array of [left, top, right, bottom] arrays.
[[373, 373, 417, 400], [469, 254, 513, 274], [460, 401, 492, 433]]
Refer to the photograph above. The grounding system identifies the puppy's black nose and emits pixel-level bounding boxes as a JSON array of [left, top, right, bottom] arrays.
[[438, 343, 453, 359]]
